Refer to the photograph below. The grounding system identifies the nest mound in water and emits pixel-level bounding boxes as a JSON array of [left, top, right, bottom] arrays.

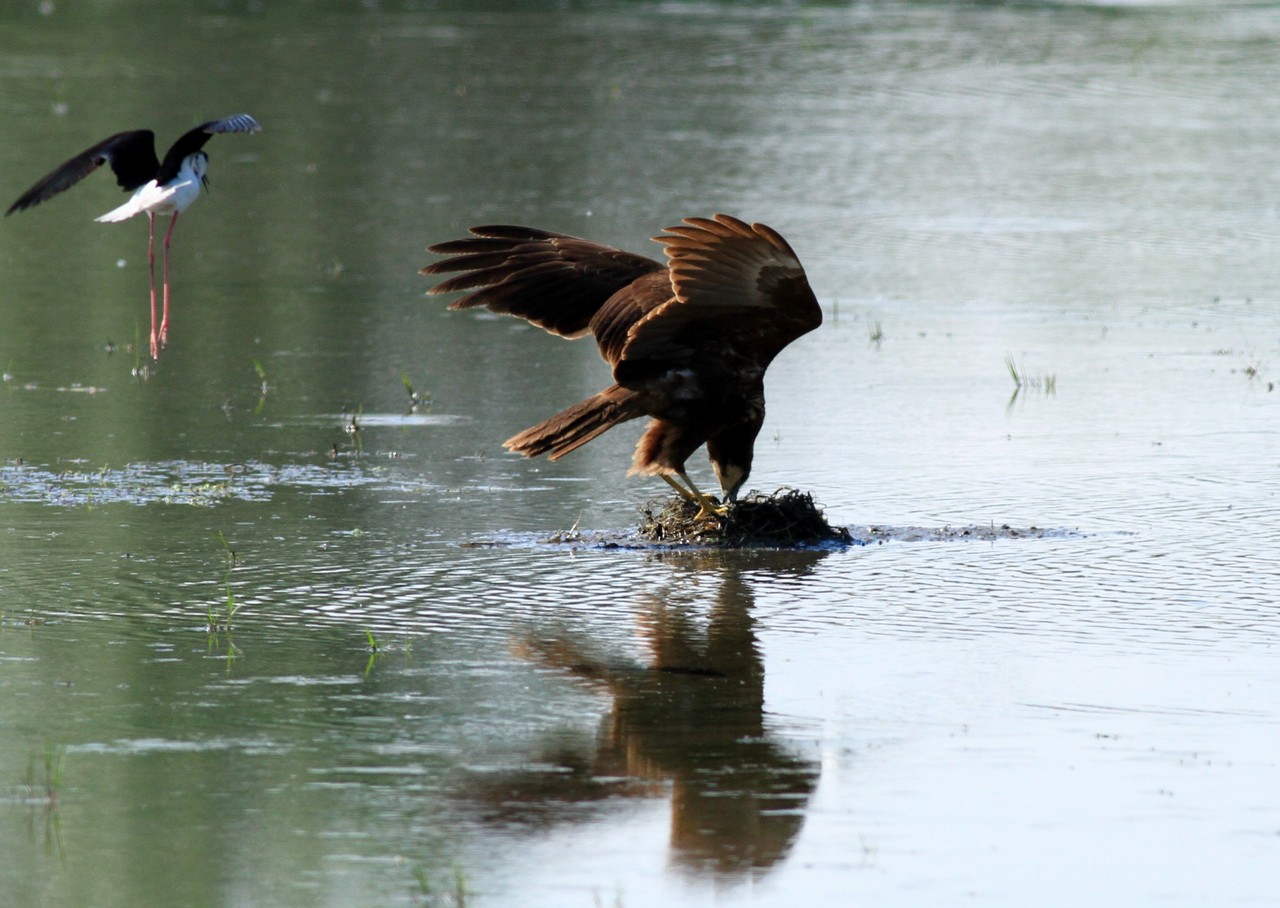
[[638, 488, 852, 547]]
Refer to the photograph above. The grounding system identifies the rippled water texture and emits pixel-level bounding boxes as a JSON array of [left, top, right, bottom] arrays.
[[2, 3, 1280, 906]]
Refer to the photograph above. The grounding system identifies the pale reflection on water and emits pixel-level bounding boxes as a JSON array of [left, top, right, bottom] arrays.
[[2, 2, 1280, 907]]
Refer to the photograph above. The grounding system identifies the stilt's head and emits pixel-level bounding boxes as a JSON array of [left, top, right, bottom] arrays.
[[186, 151, 211, 191]]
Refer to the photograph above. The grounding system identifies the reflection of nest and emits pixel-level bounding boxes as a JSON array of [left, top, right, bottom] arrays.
[[639, 488, 852, 547]]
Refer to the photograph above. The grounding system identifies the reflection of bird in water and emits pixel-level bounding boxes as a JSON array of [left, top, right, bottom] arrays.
[[423, 214, 822, 519], [468, 550, 826, 879], [6, 114, 262, 359]]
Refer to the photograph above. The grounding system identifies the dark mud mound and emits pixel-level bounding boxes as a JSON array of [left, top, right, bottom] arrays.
[[638, 488, 853, 547]]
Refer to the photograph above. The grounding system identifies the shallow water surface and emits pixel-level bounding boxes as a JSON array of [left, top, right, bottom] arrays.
[[2, 2, 1280, 906]]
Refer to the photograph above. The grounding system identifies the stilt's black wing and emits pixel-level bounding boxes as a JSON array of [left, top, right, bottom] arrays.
[[6, 130, 159, 215], [155, 114, 261, 184]]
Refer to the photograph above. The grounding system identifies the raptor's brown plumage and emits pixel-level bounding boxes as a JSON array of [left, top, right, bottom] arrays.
[[422, 214, 822, 515]]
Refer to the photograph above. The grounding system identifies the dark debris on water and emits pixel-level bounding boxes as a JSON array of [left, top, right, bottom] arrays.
[[853, 523, 1082, 543]]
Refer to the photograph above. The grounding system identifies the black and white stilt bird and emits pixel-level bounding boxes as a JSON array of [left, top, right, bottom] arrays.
[[6, 114, 262, 358]]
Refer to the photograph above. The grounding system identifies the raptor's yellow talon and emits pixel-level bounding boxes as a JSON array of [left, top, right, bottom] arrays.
[[675, 471, 728, 523]]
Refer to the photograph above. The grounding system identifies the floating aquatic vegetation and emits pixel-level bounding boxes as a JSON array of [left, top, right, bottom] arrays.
[[0, 459, 441, 508], [855, 523, 1082, 543]]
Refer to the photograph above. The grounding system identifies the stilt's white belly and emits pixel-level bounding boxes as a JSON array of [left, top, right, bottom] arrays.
[[95, 175, 201, 223]]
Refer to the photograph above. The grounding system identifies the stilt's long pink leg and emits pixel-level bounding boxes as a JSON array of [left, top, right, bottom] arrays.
[[147, 212, 159, 359], [159, 211, 180, 350]]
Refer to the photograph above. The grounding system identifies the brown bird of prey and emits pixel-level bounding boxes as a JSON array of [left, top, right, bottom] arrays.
[[422, 213, 822, 519]]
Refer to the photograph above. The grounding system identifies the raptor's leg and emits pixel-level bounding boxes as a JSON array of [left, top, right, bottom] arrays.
[[677, 471, 729, 522], [661, 473, 697, 501]]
